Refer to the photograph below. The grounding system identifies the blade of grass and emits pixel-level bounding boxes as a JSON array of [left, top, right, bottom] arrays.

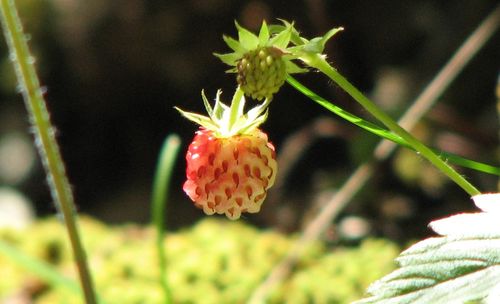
[[151, 134, 181, 304], [0, 1, 97, 303], [287, 76, 500, 176], [0, 239, 81, 295]]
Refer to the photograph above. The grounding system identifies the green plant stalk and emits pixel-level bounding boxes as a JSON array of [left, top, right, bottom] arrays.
[[0, 1, 97, 303], [151, 134, 181, 304], [287, 76, 500, 176], [228, 86, 245, 131], [301, 54, 480, 196]]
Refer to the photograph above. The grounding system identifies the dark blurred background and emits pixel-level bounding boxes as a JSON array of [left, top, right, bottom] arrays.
[[0, 0, 498, 242]]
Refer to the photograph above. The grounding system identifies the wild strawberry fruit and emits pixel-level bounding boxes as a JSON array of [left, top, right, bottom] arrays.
[[237, 46, 286, 101], [215, 21, 306, 101], [183, 128, 276, 219], [176, 88, 277, 220]]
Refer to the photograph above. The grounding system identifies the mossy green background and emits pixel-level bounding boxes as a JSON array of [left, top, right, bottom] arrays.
[[0, 217, 398, 303]]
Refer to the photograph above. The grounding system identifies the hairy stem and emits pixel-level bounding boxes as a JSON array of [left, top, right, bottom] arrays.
[[0, 1, 97, 303]]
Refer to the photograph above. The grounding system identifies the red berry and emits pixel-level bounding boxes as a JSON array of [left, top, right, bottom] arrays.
[[183, 128, 277, 220]]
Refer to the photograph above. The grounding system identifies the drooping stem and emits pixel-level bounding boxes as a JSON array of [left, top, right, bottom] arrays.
[[286, 76, 500, 176], [151, 134, 181, 304], [301, 53, 480, 196], [0, 1, 98, 303]]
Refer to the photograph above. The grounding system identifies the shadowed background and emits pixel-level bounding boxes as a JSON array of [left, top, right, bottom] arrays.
[[0, 0, 498, 243]]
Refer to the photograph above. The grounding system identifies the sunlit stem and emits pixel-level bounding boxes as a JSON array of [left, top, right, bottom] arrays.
[[227, 86, 245, 132], [300, 52, 480, 196], [0, 0, 98, 303]]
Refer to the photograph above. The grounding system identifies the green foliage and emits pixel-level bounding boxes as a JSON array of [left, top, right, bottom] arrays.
[[0, 217, 399, 303], [355, 194, 500, 304]]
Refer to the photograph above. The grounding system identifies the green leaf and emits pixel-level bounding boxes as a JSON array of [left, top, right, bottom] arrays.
[[245, 97, 271, 122], [201, 89, 213, 118], [235, 21, 259, 50], [268, 24, 286, 35], [320, 27, 343, 47], [212, 89, 229, 120], [258, 21, 270, 45], [213, 52, 240, 66], [302, 27, 343, 54], [354, 194, 500, 304], [285, 60, 308, 74], [269, 21, 303, 46], [269, 23, 292, 49], [302, 37, 324, 53], [232, 96, 271, 133], [175, 107, 218, 130], [224, 67, 238, 73], [225, 86, 245, 128], [221, 35, 245, 53], [239, 109, 269, 134]]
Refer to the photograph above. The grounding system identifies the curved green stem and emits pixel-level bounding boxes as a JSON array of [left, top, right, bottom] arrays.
[[300, 54, 480, 196], [287, 76, 500, 176], [0, 0, 98, 303], [151, 134, 181, 304]]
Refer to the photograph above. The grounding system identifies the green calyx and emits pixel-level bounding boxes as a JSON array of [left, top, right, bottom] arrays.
[[175, 86, 270, 138], [215, 20, 344, 100], [178, 21, 345, 137]]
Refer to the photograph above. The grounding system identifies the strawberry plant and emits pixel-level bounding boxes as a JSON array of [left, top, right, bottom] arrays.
[[0, 1, 499, 303], [177, 18, 500, 304]]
